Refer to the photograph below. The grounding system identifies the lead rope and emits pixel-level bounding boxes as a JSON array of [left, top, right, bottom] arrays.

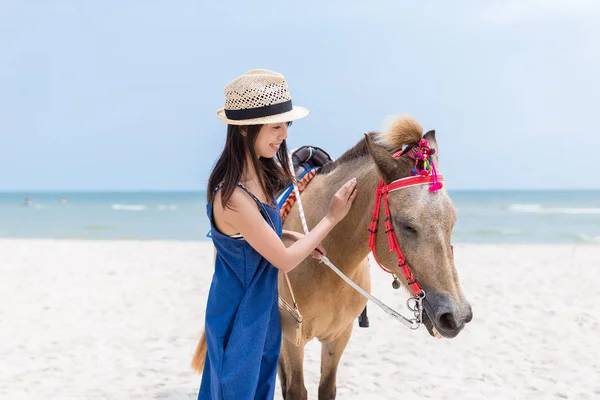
[[287, 156, 422, 329]]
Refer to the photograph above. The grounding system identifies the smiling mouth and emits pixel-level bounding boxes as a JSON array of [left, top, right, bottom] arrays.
[[270, 143, 281, 150]]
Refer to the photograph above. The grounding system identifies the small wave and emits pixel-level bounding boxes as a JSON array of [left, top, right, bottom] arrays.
[[509, 204, 543, 212], [509, 204, 600, 215], [84, 225, 116, 231], [577, 234, 600, 244], [499, 229, 523, 236], [466, 229, 524, 237], [111, 204, 147, 211], [157, 204, 178, 211]]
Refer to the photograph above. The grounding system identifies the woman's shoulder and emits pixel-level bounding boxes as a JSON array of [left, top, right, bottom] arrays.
[[211, 184, 262, 236], [213, 183, 259, 212]]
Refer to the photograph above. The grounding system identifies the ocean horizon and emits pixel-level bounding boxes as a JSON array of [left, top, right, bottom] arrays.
[[1, 189, 599, 244]]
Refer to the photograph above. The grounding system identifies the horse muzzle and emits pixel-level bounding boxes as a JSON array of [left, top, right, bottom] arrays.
[[422, 292, 472, 339]]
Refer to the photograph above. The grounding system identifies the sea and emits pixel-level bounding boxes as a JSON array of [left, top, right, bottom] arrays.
[[1, 190, 599, 244]]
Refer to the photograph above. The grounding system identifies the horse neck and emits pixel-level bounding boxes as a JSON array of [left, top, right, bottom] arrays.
[[304, 162, 381, 275]]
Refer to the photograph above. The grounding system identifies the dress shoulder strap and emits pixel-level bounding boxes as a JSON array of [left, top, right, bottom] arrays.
[[213, 183, 223, 192], [237, 183, 278, 232], [213, 183, 275, 214], [236, 183, 264, 207]]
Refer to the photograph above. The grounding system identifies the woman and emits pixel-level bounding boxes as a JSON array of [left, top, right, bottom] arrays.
[[199, 69, 357, 399]]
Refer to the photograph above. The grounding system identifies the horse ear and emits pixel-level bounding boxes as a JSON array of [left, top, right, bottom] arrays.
[[423, 130, 439, 164], [424, 130, 437, 149], [364, 134, 403, 183]]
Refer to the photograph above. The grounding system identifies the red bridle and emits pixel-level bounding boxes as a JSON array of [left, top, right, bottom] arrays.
[[367, 171, 444, 296]]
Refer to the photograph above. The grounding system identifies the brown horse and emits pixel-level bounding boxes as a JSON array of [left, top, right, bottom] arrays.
[[192, 116, 473, 399]]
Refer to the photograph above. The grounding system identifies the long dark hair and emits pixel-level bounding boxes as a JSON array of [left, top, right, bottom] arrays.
[[207, 123, 294, 209]]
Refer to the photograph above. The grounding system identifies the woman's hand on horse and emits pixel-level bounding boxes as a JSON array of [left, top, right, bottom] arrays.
[[283, 230, 326, 261], [327, 178, 358, 224], [310, 246, 326, 262]]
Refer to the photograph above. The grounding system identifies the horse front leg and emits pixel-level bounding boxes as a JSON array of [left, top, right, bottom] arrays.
[[278, 338, 308, 400], [318, 323, 353, 400]]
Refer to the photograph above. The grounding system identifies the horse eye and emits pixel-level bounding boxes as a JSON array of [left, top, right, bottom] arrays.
[[403, 225, 417, 234]]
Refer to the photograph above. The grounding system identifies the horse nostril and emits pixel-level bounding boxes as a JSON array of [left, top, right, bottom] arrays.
[[436, 312, 459, 332], [465, 306, 473, 324]]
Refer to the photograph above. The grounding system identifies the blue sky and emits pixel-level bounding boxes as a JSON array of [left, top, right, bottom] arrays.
[[1, 1, 599, 191]]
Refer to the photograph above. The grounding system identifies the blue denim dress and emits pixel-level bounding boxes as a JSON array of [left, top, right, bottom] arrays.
[[198, 184, 282, 400]]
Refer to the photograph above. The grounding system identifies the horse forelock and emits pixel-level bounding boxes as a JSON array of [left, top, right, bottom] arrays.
[[374, 115, 424, 150]]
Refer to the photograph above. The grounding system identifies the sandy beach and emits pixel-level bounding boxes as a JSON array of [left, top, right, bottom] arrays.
[[1, 239, 599, 399]]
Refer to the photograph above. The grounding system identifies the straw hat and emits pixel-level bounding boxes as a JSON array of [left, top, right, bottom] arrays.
[[216, 69, 309, 125]]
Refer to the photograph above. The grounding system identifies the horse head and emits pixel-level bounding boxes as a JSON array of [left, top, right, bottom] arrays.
[[364, 116, 472, 338]]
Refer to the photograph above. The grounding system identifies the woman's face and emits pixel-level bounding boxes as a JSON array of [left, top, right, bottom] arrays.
[[254, 123, 289, 158]]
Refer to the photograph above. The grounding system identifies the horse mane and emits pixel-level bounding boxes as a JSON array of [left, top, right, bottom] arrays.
[[319, 115, 423, 175]]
